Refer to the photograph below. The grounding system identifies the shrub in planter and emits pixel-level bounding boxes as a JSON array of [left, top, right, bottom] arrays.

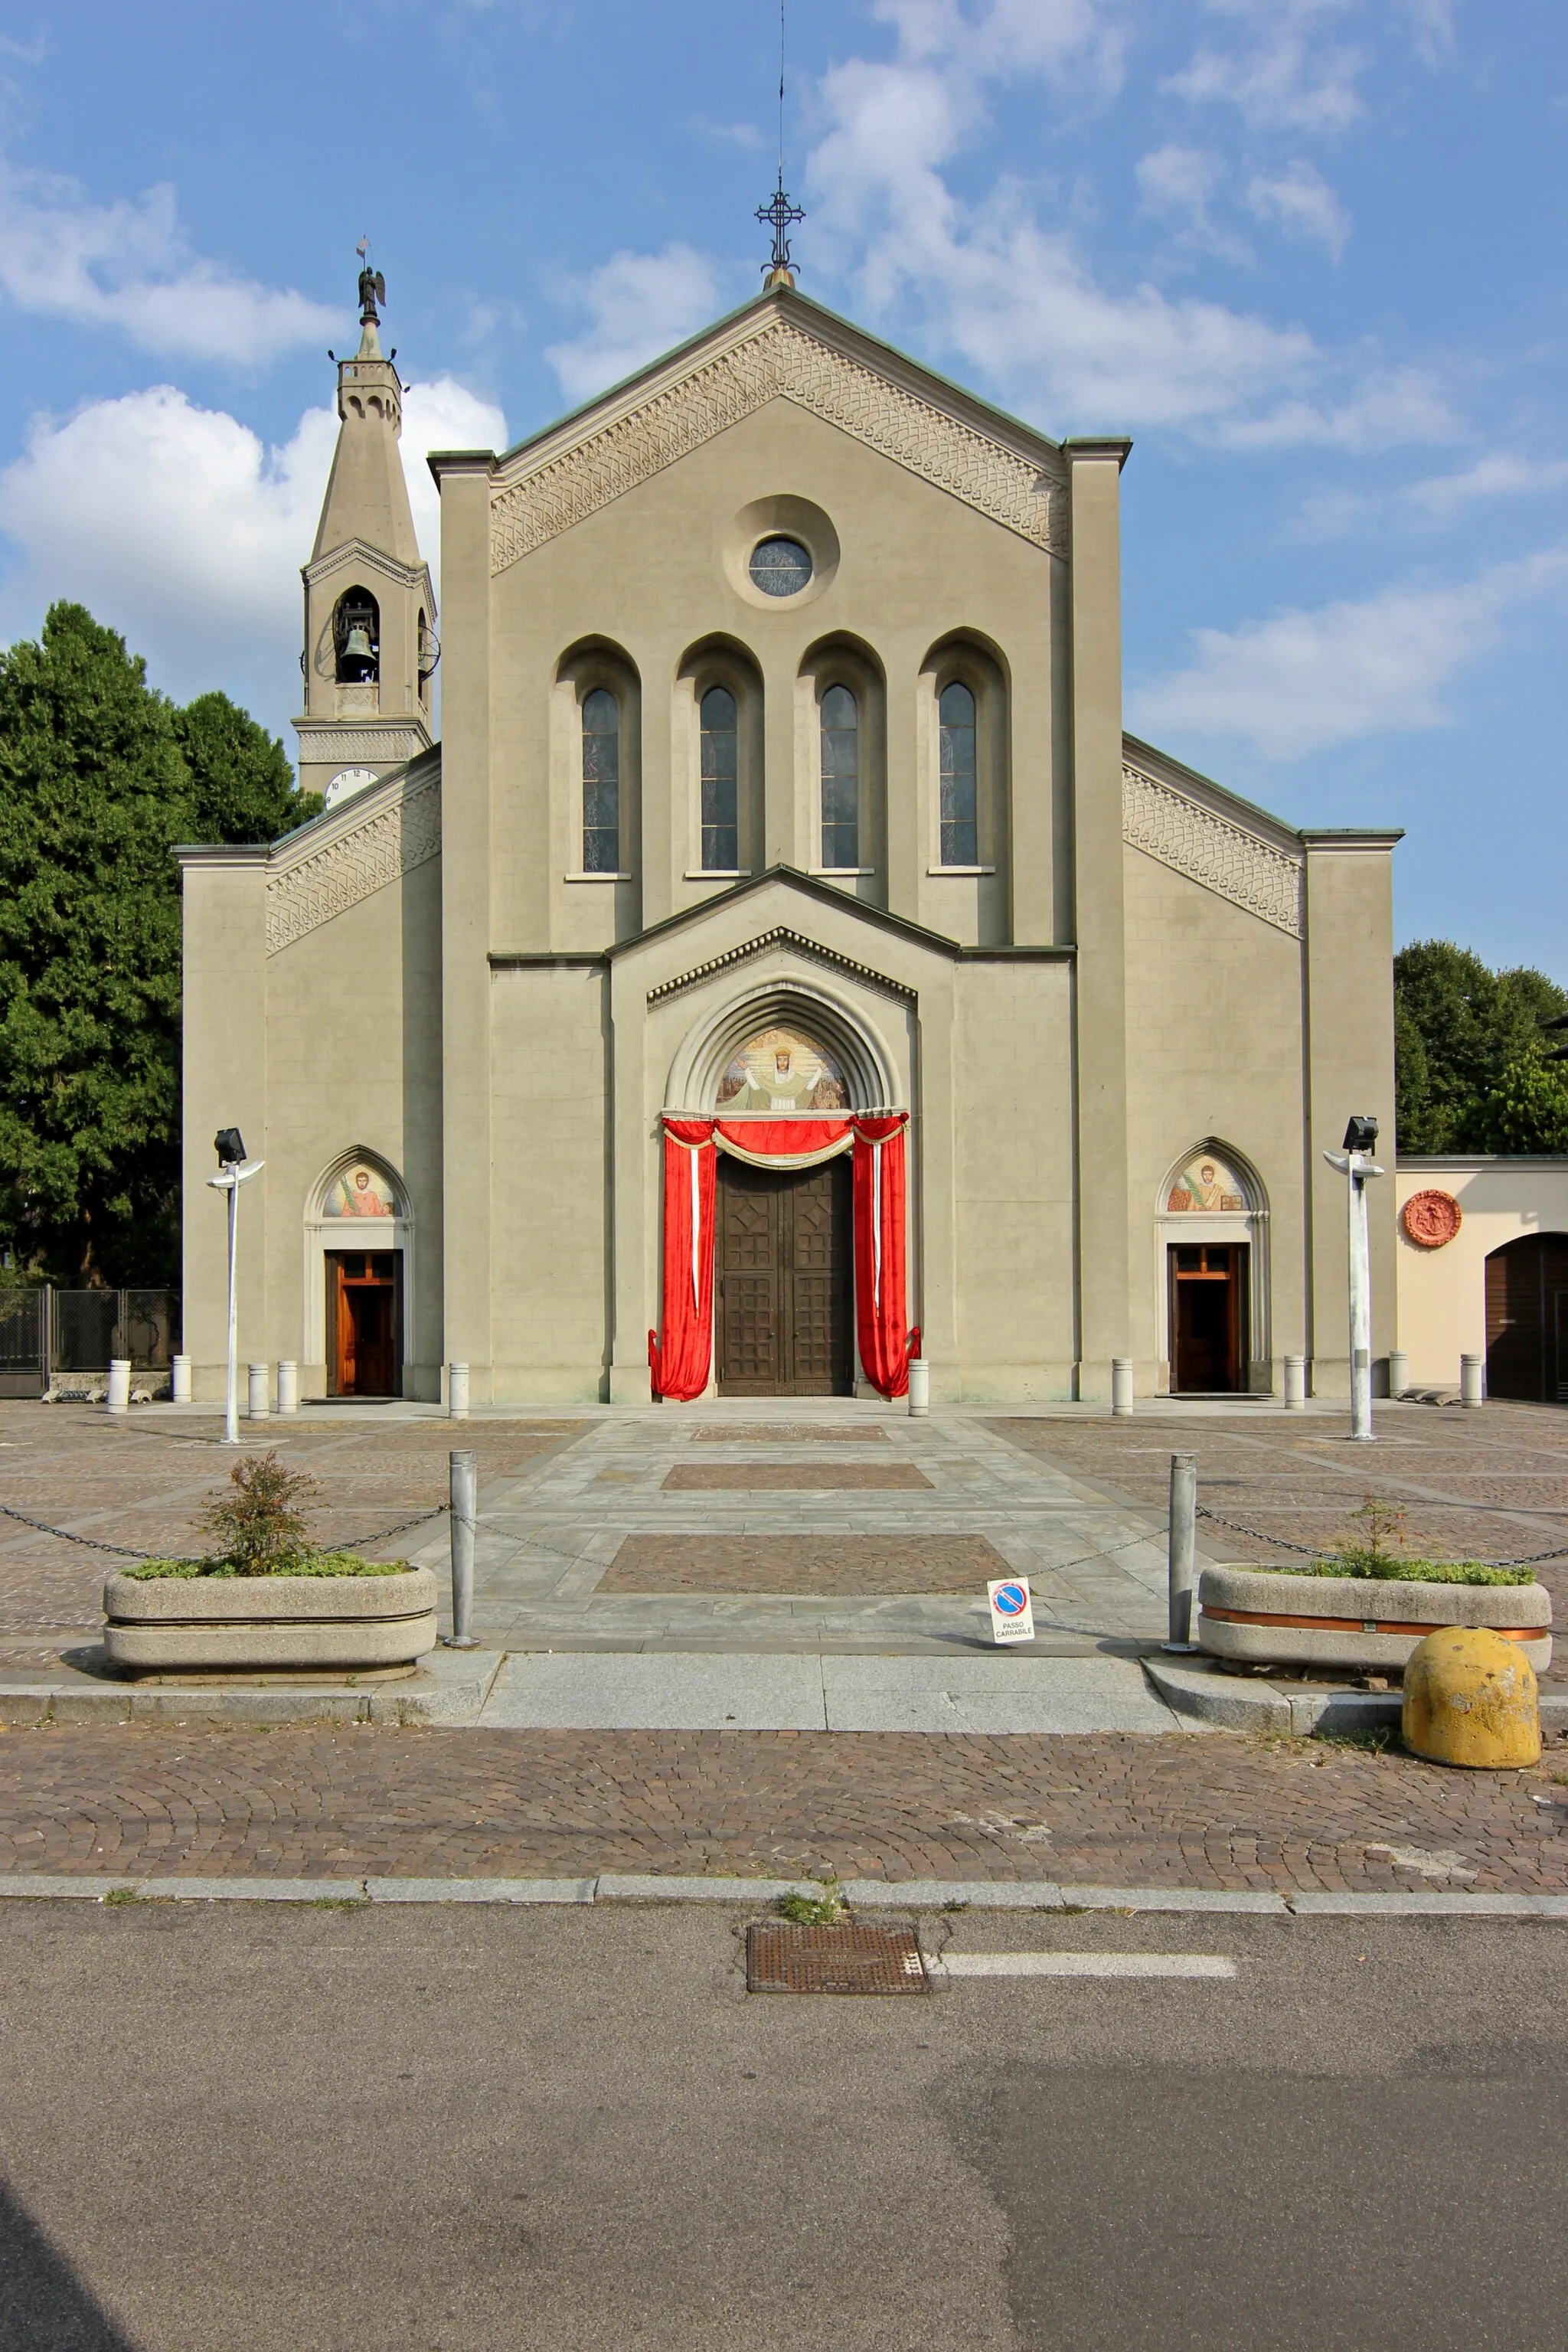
[[1197, 1501, 1550, 1673], [102, 1452, 439, 1674]]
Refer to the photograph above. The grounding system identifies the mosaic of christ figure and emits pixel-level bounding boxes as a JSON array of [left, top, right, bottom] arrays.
[[717, 1026, 850, 1113], [325, 1165, 395, 1217]]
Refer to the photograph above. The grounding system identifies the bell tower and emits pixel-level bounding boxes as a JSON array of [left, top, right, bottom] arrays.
[[294, 256, 437, 808]]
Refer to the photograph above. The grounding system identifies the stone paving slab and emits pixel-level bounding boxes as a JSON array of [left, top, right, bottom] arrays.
[[600, 1530, 1008, 1595], [1, 1721, 1565, 1892], [661, 1462, 931, 1490], [475, 1651, 1182, 1733]]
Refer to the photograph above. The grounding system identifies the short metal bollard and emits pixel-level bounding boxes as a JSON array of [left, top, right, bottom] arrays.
[[448, 1361, 470, 1420], [1111, 1357, 1134, 1418], [1387, 1348, 1408, 1400], [443, 1447, 479, 1648], [106, 1359, 131, 1414], [1283, 1353, 1307, 1410], [907, 1357, 929, 1416], [276, 1361, 299, 1415], [171, 1354, 192, 1406], [1460, 1352, 1484, 1409], [1164, 1451, 1199, 1649], [247, 1361, 270, 1420]]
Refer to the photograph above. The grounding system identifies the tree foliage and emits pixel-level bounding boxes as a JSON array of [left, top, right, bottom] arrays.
[[0, 603, 320, 1285], [1395, 939, 1568, 1155]]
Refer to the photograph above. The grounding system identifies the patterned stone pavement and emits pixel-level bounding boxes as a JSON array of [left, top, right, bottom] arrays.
[[991, 1399, 1568, 1683], [0, 1721, 1563, 1892]]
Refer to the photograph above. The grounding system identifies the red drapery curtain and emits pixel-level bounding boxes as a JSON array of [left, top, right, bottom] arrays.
[[648, 1112, 912, 1402], [851, 1118, 911, 1400], [647, 1121, 718, 1404]]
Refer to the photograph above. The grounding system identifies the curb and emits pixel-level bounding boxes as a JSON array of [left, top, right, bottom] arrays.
[[0, 1653, 504, 1730], [1144, 1655, 1568, 1736], [2, 1873, 1564, 1917]]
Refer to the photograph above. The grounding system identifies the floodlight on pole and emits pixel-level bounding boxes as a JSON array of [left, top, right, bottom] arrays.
[[1322, 1115, 1384, 1442], [207, 1129, 264, 1445]]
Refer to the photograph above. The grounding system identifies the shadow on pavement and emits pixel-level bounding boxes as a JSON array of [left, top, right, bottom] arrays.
[[0, 2178, 139, 2350]]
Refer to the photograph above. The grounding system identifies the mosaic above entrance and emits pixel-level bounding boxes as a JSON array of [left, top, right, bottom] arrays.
[[717, 1027, 850, 1113], [1166, 1152, 1248, 1214], [323, 1164, 397, 1218]]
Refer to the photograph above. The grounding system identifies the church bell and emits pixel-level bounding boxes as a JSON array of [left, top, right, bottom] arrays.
[[341, 622, 374, 662]]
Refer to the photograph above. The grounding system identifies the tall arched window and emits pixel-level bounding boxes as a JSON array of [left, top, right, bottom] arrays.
[[939, 681, 977, 866], [701, 687, 738, 871], [581, 688, 620, 873], [819, 684, 858, 869]]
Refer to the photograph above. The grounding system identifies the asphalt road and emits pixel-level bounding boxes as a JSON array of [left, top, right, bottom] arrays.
[[1, 1900, 1563, 2350]]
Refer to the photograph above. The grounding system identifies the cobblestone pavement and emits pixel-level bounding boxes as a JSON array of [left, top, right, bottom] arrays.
[[0, 1721, 1564, 1890], [992, 1400, 1568, 1683], [0, 1409, 584, 1665]]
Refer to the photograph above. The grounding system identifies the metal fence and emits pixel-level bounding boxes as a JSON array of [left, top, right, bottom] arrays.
[[0, 1288, 180, 1396]]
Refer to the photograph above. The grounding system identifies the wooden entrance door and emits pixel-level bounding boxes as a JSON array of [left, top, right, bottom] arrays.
[[327, 1250, 403, 1396], [1169, 1241, 1248, 1393], [1485, 1233, 1568, 1401], [717, 1155, 853, 1396]]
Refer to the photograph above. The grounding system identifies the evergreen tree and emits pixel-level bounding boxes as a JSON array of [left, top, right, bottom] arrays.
[[1395, 939, 1568, 1154], [0, 603, 318, 1285]]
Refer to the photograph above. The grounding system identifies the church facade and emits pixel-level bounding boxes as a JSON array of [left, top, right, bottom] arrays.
[[178, 272, 1400, 1406]]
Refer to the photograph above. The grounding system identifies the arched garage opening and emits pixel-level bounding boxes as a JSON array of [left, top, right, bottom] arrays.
[[1485, 1233, 1568, 1403]]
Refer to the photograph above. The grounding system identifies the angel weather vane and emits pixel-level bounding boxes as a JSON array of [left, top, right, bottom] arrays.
[[356, 237, 385, 326]]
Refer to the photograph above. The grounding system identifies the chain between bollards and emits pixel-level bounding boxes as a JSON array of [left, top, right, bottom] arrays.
[[443, 1448, 479, 1648]]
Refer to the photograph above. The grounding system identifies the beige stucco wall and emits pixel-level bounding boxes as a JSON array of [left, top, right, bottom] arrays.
[[1122, 843, 1308, 1393], [180, 817, 443, 1403], [1396, 1160, 1568, 1386]]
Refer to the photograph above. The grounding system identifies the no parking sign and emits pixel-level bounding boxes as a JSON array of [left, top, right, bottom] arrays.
[[986, 1576, 1035, 1645]]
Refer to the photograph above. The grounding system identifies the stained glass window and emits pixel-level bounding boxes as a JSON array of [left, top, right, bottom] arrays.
[[939, 680, 977, 866], [749, 537, 812, 596], [701, 686, 739, 871], [581, 688, 620, 874], [820, 683, 858, 869]]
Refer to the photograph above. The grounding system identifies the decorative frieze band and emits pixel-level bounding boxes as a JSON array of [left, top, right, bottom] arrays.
[[648, 926, 918, 1008], [1122, 762, 1302, 939], [492, 316, 1065, 574], [295, 725, 430, 768], [266, 771, 442, 955]]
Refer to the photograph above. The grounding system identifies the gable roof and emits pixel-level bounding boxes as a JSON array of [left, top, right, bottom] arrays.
[[431, 287, 1093, 578]]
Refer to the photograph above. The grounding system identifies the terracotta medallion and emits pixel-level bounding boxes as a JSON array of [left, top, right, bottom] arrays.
[[1402, 1189, 1462, 1250]]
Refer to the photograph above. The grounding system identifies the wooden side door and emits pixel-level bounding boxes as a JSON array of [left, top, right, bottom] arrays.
[[1169, 1242, 1247, 1393], [1486, 1234, 1568, 1402], [327, 1251, 403, 1396]]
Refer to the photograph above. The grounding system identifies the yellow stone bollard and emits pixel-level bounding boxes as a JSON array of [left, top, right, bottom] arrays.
[[1402, 1625, 1540, 1768]]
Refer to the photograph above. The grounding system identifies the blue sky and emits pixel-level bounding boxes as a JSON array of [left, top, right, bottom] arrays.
[[0, 1, 1563, 973]]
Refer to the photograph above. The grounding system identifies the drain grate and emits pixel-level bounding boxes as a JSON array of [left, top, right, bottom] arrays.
[[746, 1922, 930, 1995]]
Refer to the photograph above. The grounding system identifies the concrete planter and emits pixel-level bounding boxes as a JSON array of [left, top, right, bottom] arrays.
[[103, 1567, 439, 1674], [1197, 1564, 1551, 1674]]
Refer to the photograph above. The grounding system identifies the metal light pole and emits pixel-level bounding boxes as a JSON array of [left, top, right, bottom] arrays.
[[206, 1129, 264, 1446], [1322, 1115, 1384, 1443]]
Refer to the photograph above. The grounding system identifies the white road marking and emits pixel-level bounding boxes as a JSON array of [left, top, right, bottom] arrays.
[[931, 1952, 1236, 1979]]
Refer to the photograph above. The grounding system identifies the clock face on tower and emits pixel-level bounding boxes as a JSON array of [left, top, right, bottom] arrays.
[[324, 767, 378, 810]]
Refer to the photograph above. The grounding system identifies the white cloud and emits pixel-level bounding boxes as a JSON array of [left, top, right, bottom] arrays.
[[1132, 548, 1568, 761], [1220, 365, 1459, 450], [0, 160, 340, 363], [801, 1, 1455, 445], [1247, 159, 1350, 254], [1403, 452, 1568, 515], [1166, 1, 1367, 132], [1136, 143, 1250, 260], [0, 376, 506, 731], [544, 244, 724, 405]]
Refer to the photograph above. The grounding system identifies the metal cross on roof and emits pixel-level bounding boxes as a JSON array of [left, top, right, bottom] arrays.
[[756, 173, 805, 278]]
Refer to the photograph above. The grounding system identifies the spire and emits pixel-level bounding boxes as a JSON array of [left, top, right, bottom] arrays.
[[293, 248, 436, 806], [756, 0, 803, 289]]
